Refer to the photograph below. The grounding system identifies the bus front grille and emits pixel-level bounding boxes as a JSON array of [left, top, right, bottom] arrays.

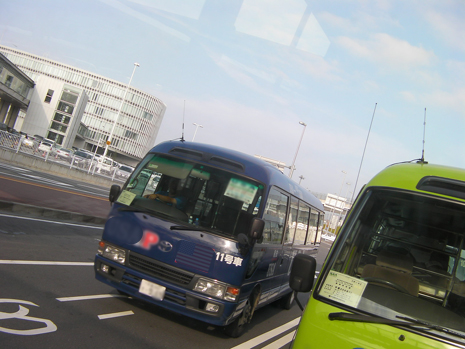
[[128, 252, 194, 286]]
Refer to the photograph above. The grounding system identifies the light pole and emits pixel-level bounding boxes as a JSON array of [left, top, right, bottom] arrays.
[[192, 123, 203, 141], [289, 121, 306, 178], [103, 62, 140, 159]]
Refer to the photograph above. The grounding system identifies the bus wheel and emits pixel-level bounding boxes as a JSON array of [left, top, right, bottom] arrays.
[[224, 298, 252, 338], [279, 291, 296, 310]]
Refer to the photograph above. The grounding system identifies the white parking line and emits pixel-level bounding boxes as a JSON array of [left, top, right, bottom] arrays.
[[0, 164, 31, 172], [57, 294, 126, 302], [0, 213, 103, 228], [262, 331, 296, 349], [98, 310, 134, 320], [231, 318, 300, 349], [21, 174, 73, 187], [0, 260, 93, 266]]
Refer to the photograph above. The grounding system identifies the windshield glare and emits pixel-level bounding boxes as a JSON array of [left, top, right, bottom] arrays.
[[121, 153, 263, 238], [319, 188, 465, 340]]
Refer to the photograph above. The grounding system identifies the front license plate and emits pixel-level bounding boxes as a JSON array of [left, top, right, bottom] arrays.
[[139, 279, 166, 301]]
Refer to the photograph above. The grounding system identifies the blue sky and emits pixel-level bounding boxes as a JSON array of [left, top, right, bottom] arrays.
[[1, 0, 464, 197]]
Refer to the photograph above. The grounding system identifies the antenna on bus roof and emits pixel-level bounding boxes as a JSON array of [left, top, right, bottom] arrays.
[[418, 108, 427, 164], [351, 102, 377, 203], [181, 100, 186, 142]]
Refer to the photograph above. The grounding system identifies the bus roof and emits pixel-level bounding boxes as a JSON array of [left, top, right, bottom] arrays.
[[150, 141, 324, 211], [365, 161, 465, 202]]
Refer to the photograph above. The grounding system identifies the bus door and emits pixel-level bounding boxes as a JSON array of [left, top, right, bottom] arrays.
[[249, 187, 289, 305]]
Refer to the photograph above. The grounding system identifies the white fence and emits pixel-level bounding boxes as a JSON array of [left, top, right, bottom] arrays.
[[0, 130, 128, 184]]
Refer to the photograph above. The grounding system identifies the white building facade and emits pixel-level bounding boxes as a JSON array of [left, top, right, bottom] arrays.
[[0, 45, 166, 165]]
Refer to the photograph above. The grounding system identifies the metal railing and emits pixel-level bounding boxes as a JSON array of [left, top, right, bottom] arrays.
[[0, 130, 128, 182]]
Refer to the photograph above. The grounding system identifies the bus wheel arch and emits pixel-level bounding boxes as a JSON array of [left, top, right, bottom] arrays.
[[224, 286, 261, 338]]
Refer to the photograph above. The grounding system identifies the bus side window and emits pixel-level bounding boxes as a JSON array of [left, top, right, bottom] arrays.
[[284, 196, 298, 244], [262, 187, 288, 244], [306, 210, 319, 245], [294, 202, 310, 245]]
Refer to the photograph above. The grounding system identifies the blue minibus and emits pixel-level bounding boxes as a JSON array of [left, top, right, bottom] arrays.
[[94, 140, 325, 337]]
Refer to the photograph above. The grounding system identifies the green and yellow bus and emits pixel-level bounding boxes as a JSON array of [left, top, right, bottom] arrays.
[[290, 161, 465, 348]]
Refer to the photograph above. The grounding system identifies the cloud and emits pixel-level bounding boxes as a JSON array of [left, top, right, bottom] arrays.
[[235, 0, 331, 57], [235, 0, 306, 46], [424, 88, 465, 115], [424, 7, 465, 52], [400, 91, 417, 103], [99, 0, 191, 42], [336, 33, 437, 71], [319, 9, 400, 34], [127, 0, 205, 20]]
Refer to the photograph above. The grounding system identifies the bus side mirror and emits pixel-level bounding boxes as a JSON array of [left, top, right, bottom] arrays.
[[290, 254, 316, 293], [249, 218, 264, 240], [109, 184, 121, 204]]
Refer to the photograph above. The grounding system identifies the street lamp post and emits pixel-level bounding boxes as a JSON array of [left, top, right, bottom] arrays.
[[289, 121, 306, 178], [102, 62, 140, 159], [192, 123, 203, 141]]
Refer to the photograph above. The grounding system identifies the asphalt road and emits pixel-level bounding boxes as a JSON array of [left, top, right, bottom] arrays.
[[0, 161, 112, 221]]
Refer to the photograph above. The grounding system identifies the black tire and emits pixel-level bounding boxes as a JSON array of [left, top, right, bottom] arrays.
[[224, 298, 252, 338], [279, 291, 296, 310]]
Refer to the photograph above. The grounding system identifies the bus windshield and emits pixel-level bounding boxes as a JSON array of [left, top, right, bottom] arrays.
[[319, 188, 465, 340], [118, 153, 264, 239]]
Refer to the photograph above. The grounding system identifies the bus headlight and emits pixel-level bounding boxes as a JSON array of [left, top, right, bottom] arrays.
[[193, 278, 239, 301], [98, 241, 126, 265]]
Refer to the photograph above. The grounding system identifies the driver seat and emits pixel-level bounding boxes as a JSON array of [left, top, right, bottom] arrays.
[[361, 250, 419, 296]]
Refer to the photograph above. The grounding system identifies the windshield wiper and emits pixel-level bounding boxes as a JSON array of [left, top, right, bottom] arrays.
[[329, 313, 465, 340], [117, 206, 171, 219], [396, 316, 465, 339], [118, 206, 152, 213], [329, 312, 411, 326], [170, 225, 206, 231]]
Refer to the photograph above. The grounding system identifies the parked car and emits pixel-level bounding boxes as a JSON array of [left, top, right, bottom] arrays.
[[96, 156, 117, 174], [71, 150, 93, 168], [115, 165, 134, 179], [38, 140, 54, 153], [54, 147, 74, 161], [21, 135, 35, 148]]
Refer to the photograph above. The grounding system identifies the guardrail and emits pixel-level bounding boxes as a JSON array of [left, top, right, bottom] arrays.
[[0, 130, 129, 185]]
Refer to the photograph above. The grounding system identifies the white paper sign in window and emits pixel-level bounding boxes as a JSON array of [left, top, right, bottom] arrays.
[[320, 271, 367, 308], [224, 178, 258, 204]]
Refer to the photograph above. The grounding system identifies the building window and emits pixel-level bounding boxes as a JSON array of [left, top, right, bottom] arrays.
[[57, 101, 74, 114], [5, 75, 13, 88], [47, 131, 64, 145], [50, 121, 68, 133], [61, 91, 78, 104], [53, 112, 71, 125], [44, 89, 54, 103], [124, 130, 137, 140], [94, 106, 104, 116]]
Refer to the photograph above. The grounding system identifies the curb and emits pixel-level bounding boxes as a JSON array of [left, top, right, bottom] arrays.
[[0, 200, 107, 225]]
